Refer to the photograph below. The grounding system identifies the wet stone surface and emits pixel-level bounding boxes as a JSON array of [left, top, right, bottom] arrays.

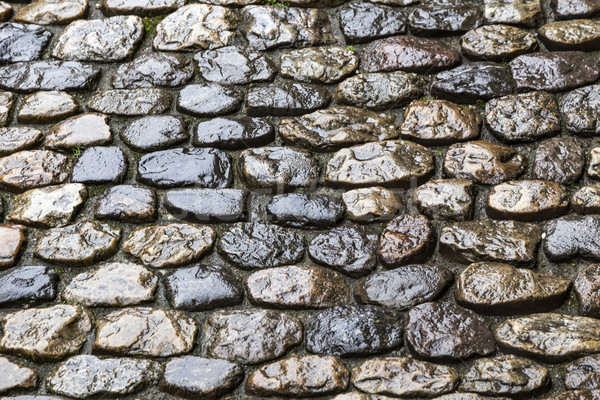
[[0, 23, 51, 63], [164, 188, 247, 223], [0, 61, 100, 93], [342, 186, 404, 223], [0, 127, 41, 156], [408, 2, 482, 35], [461, 24, 537, 61], [572, 184, 600, 215], [0, 356, 37, 393], [122, 115, 187, 152], [195, 46, 276, 85], [561, 85, 600, 136], [246, 82, 331, 117], [113, 52, 193, 89], [378, 214, 435, 267], [532, 137, 585, 184], [16, 0, 88, 24], [18, 91, 79, 125], [575, 264, 600, 318], [552, 0, 600, 19], [544, 216, 600, 261], [266, 193, 346, 229], [0, 265, 57, 307], [71, 146, 128, 185], [280, 46, 358, 84], [194, 116, 274, 149], [538, 19, 600, 51], [565, 355, 600, 389], [483, 0, 544, 27], [0, 224, 26, 270], [339, 2, 406, 43], [0, 150, 71, 193], [45, 113, 111, 150], [413, 178, 475, 221], [94, 184, 157, 223], [177, 83, 243, 117]]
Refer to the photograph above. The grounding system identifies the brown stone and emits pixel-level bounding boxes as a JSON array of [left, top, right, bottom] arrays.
[[0, 150, 71, 193], [573, 184, 600, 215], [45, 113, 112, 150], [0, 224, 25, 270], [575, 264, 600, 318], [538, 19, 600, 51], [413, 178, 475, 221], [461, 24, 537, 61], [378, 214, 434, 267]]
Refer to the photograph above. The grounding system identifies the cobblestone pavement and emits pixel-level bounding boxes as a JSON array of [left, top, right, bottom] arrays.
[[0, 0, 600, 399]]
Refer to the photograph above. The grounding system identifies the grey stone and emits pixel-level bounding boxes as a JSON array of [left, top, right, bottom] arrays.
[[0, 91, 12, 126], [0, 61, 99, 93], [0, 265, 57, 307], [164, 188, 247, 223], [86, 89, 171, 116], [532, 137, 585, 185], [71, 146, 128, 185], [122, 115, 187, 152], [112, 52, 193, 89], [45, 113, 111, 150], [565, 355, 600, 389], [0, 357, 37, 393], [552, 0, 600, 19], [461, 24, 537, 61], [0, 127, 42, 156], [408, 3, 482, 35], [177, 83, 243, 117], [544, 216, 600, 261], [342, 187, 403, 223], [339, 2, 406, 43], [15, 0, 87, 24], [194, 46, 276, 85], [561, 85, 600, 136], [483, 0, 543, 27], [193, 117, 274, 149], [0, 150, 71, 193], [0, 23, 51, 63], [266, 193, 345, 229], [18, 91, 79, 124], [246, 82, 331, 116], [101, 0, 185, 16], [94, 185, 157, 223], [280, 46, 358, 84], [413, 178, 475, 221]]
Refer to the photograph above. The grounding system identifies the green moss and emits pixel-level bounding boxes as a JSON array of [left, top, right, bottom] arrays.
[[475, 99, 486, 109], [142, 15, 165, 36], [345, 45, 356, 52], [89, 185, 109, 197], [72, 145, 81, 158], [263, 0, 289, 6]]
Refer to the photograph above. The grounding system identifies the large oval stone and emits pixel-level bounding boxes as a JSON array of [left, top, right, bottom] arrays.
[[0, 61, 99, 93], [18, 90, 78, 125], [15, 0, 88, 24], [339, 2, 406, 43], [266, 193, 345, 229], [94, 185, 157, 223], [281, 46, 358, 84], [246, 82, 331, 117], [0, 150, 71, 193], [112, 52, 193, 89], [164, 188, 247, 223], [572, 184, 600, 215], [461, 24, 537, 61], [378, 214, 434, 267], [177, 83, 243, 117], [0, 22, 51, 63], [122, 115, 187, 152], [100, 0, 184, 16], [194, 116, 274, 150], [0, 127, 42, 156], [538, 19, 600, 51], [408, 2, 482, 35]]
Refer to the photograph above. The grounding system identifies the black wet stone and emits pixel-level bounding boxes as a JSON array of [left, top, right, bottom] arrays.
[[121, 116, 188, 152], [532, 137, 585, 185], [544, 215, 600, 261], [305, 305, 403, 357], [217, 222, 306, 269], [137, 148, 232, 189], [112, 52, 193, 89], [266, 193, 346, 229], [0, 61, 100, 93], [94, 184, 157, 223], [339, 2, 406, 43], [308, 227, 377, 277], [71, 146, 128, 185], [0, 265, 57, 306], [163, 188, 247, 223], [164, 265, 243, 311], [194, 46, 277, 85], [408, 2, 482, 35], [193, 117, 274, 150], [246, 82, 331, 117], [0, 22, 51, 63], [177, 83, 243, 117], [431, 62, 515, 103]]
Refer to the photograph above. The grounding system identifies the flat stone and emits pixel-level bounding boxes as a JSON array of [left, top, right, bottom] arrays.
[[137, 148, 232, 188], [539, 20, 600, 51], [45, 113, 111, 150], [0, 265, 57, 307], [281, 46, 358, 84], [62, 262, 158, 307], [240, 6, 334, 50], [177, 83, 242, 117], [549, 391, 600, 400], [331, 393, 397, 400], [352, 357, 459, 397], [0, 357, 37, 393], [342, 187, 403, 223], [483, 0, 543, 27], [406, 301, 495, 361], [94, 185, 157, 223], [544, 216, 600, 261], [160, 356, 243, 399], [247, 355, 349, 397], [100, 0, 185, 16], [266, 193, 345, 229], [305, 305, 403, 357], [0, 61, 99, 93], [122, 115, 187, 152], [308, 227, 377, 277], [408, 3, 482, 35], [461, 24, 537, 61], [400, 100, 482, 145], [361, 35, 461, 74], [0, 150, 71, 193], [561, 85, 600, 136], [378, 214, 434, 267], [35, 221, 121, 266], [355, 264, 453, 310], [339, 2, 406, 43], [431, 62, 515, 103], [51, 16, 143, 61], [164, 265, 243, 311], [71, 146, 128, 185], [456, 262, 571, 315], [238, 146, 318, 191], [326, 140, 434, 188], [510, 52, 599, 92], [487, 180, 568, 221], [87, 88, 171, 116], [204, 309, 303, 364], [18, 91, 79, 124], [573, 184, 600, 215], [15, 0, 87, 24], [194, 117, 274, 149], [0, 305, 92, 362], [437, 395, 510, 400], [0, 127, 42, 156], [48, 355, 159, 399], [413, 178, 474, 221], [566, 355, 600, 389], [552, 0, 600, 19], [0, 91, 12, 126], [246, 82, 331, 116], [532, 137, 585, 184], [154, 4, 237, 51], [575, 265, 600, 318], [589, 147, 600, 179], [122, 223, 215, 268], [7, 183, 87, 228], [335, 71, 425, 110], [495, 313, 600, 362], [485, 91, 561, 143], [460, 355, 550, 396], [217, 222, 306, 269], [280, 106, 397, 152], [195, 45, 276, 85], [440, 219, 542, 266], [164, 188, 246, 223], [0, 23, 51, 63], [444, 141, 526, 185], [0, 225, 25, 270], [246, 265, 351, 309], [94, 307, 197, 357], [0, 2, 9, 22], [112, 52, 193, 89]]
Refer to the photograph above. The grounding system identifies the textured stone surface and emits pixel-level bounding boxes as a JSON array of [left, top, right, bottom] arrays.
[[0, 61, 99, 93], [533, 137, 585, 184], [0, 150, 71, 193], [195, 46, 276, 85], [378, 214, 434, 267], [0, 265, 57, 307], [18, 91, 79, 125], [0, 357, 37, 393], [572, 184, 600, 215], [164, 188, 247, 223], [0, 23, 51, 63], [281, 46, 358, 84], [409, 2, 482, 35], [266, 193, 345, 229], [15, 0, 88, 24], [413, 178, 474, 221], [0, 224, 26, 270], [0, 128, 42, 156], [71, 146, 128, 185], [575, 265, 600, 318], [589, 147, 600, 179], [565, 355, 600, 390], [561, 85, 600, 136], [342, 186, 403, 223], [113, 52, 193, 89], [339, 2, 406, 43], [194, 117, 274, 149], [122, 116, 187, 152], [101, 0, 185, 16], [86, 89, 171, 116], [483, 0, 543, 27], [177, 83, 243, 117], [543, 216, 600, 261], [538, 19, 600, 51], [461, 24, 537, 61], [46, 113, 111, 150], [94, 185, 157, 223], [552, 0, 600, 19], [246, 82, 331, 116], [0, 91, 12, 127]]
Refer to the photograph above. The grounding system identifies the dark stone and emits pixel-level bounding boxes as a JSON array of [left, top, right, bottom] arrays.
[[193, 117, 274, 150], [532, 137, 585, 185], [71, 146, 128, 185], [137, 148, 232, 189], [461, 24, 537, 61], [561, 85, 600, 136], [94, 185, 157, 223], [575, 264, 600, 318], [218, 222, 305, 269], [164, 265, 243, 311], [378, 214, 435, 267], [0, 23, 51, 63], [164, 188, 247, 223], [246, 82, 331, 117], [177, 84, 243, 117], [305, 305, 403, 357], [355, 264, 453, 310], [538, 20, 600, 51], [431, 62, 515, 103], [194, 46, 276, 85], [112, 52, 193, 89], [0, 265, 57, 306], [86, 89, 171, 116], [549, 389, 600, 399], [544, 216, 600, 261], [565, 355, 600, 389], [406, 301, 495, 361], [0, 61, 99, 93], [510, 52, 599, 92], [339, 2, 406, 43], [266, 193, 345, 229], [408, 3, 482, 35], [361, 35, 461, 74], [122, 116, 188, 152]]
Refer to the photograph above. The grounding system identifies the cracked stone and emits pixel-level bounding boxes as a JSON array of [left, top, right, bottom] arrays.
[[94, 185, 157, 223], [378, 214, 434, 267], [0, 61, 99, 93], [461, 24, 537, 61], [339, 2, 406, 43], [45, 113, 111, 150], [0, 150, 71, 193], [280, 46, 358, 84], [0, 265, 57, 307], [0, 225, 26, 270], [266, 193, 345, 229], [246, 82, 331, 116], [164, 188, 247, 223], [177, 83, 243, 117], [122, 116, 187, 152], [18, 91, 79, 125], [561, 85, 600, 136], [194, 45, 276, 85], [532, 137, 585, 184], [15, 0, 88, 24], [193, 117, 274, 149], [413, 178, 475, 221], [538, 19, 600, 51], [112, 52, 193, 89], [0, 23, 51, 63]]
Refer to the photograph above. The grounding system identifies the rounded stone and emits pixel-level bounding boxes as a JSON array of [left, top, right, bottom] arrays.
[[280, 46, 358, 84], [45, 113, 111, 150], [246, 82, 331, 117], [339, 2, 406, 43], [538, 19, 600, 51], [378, 214, 435, 267], [0, 127, 42, 156], [94, 185, 157, 223], [0, 357, 37, 393], [0, 265, 57, 307], [177, 83, 243, 117], [561, 85, 600, 136], [0, 150, 71, 193], [163, 188, 247, 223], [0, 22, 51, 63], [122, 116, 187, 152], [461, 24, 537, 61], [17, 91, 79, 124], [112, 52, 193, 89], [266, 193, 346, 229], [0, 61, 100, 93], [71, 146, 128, 185], [544, 216, 600, 261], [193, 117, 274, 150], [408, 2, 482, 35], [413, 178, 475, 221], [483, 0, 543, 27], [575, 264, 600, 318], [532, 137, 585, 185], [572, 184, 600, 215], [0, 224, 26, 270], [342, 186, 404, 223], [194, 46, 276, 85], [15, 0, 88, 24]]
